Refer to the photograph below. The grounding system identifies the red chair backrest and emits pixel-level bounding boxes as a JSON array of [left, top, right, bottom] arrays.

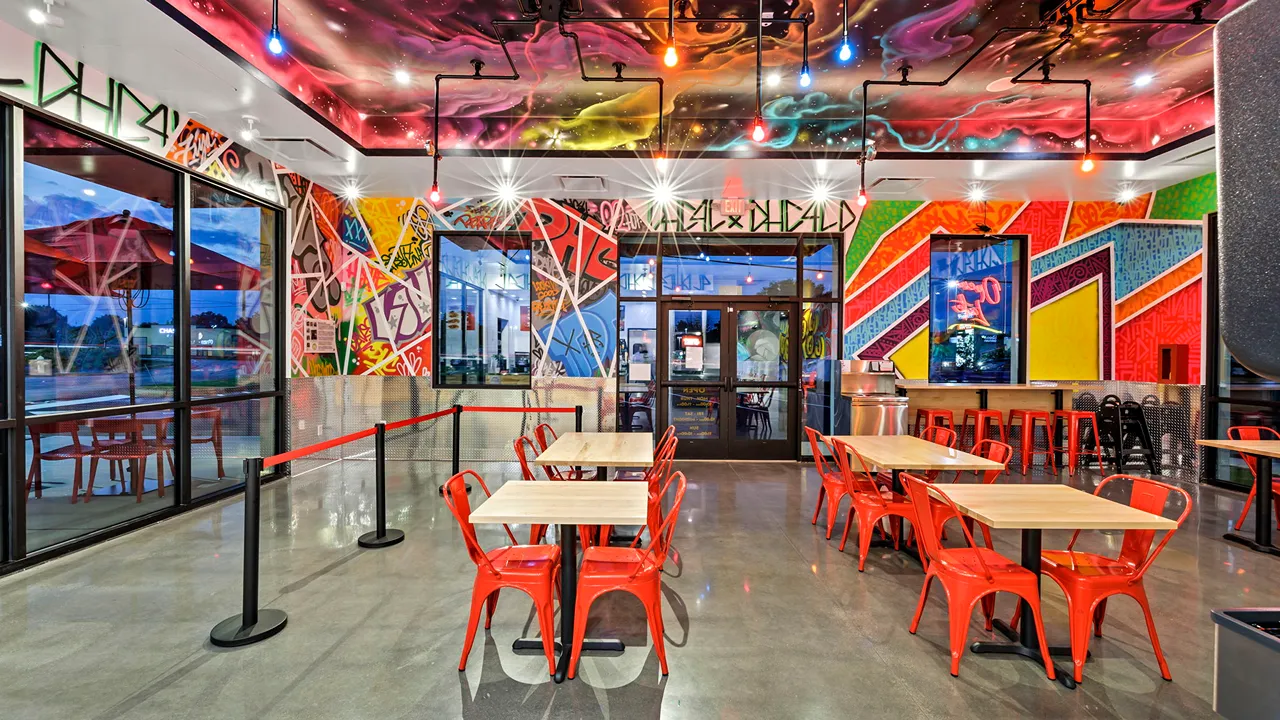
[[633, 471, 687, 576], [1084, 474, 1191, 575], [828, 437, 887, 507], [442, 470, 518, 576], [804, 426, 836, 479], [901, 472, 994, 581], [513, 436, 540, 482], [971, 439, 1012, 483], [29, 421, 86, 451], [1227, 426, 1280, 479], [533, 423, 558, 452], [921, 424, 957, 448]]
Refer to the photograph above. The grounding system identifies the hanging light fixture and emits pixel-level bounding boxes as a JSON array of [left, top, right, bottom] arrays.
[[1080, 154, 1095, 172], [751, 115, 766, 143], [837, 0, 852, 63], [799, 62, 811, 88], [856, 188, 867, 207], [663, 0, 678, 66], [751, 0, 766, 144], [428, 181, 441, 204], [266, 0, 284, 55]]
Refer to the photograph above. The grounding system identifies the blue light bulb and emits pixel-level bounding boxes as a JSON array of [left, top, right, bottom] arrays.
[[799, 67, 812, 88], [267, 29, 284, 56], [837, 40, 852, 63]]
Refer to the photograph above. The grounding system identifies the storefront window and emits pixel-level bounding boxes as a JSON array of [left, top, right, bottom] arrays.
[[927, 235, 1023, 384], [189, 180, 277, 397], [22, 115, 177, 414], [662, 236, 797, 297], [435, 233, 531, 386], [620, 236, 657, 298], [619, 301, 657, 433]]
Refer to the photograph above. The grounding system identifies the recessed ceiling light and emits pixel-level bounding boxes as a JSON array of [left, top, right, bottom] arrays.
[[766, 72, 780, 88], [1124, 160, 1136, 178], [1134, 73, 1154, 87], [394, 69, 411, 86], [811, 183, 832, 204], [815, 159, 828, 177], [27, 7, 46, 24], [972, 159, 985, 178], [82, 188, 96, 197], [967, 184, 987, 202], [1151, 134, 1161, 146], [340, 181, 362, 202], [326, 20, 344, 33], [1118, 186, 1137, 204]]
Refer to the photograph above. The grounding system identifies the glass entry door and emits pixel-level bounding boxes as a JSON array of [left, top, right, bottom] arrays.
[[660, 301, 797, 459]]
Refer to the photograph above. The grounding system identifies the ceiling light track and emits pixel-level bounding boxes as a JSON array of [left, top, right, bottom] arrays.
[[429, 19, 535, 202], [1076, 0, 1219, 24]]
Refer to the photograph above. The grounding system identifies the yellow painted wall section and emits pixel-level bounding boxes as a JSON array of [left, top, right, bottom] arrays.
[[887, 329, 929, 379], [1029, 281, 1100, 381]]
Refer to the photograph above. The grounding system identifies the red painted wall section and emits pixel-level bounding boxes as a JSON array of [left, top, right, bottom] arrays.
[[1114, 280, 1202, 384]]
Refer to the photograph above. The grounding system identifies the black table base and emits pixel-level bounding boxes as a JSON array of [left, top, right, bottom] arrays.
[[508, 523, 626, 683], [1223, 456, 1280, 556], [967, 528, 1076, 689]]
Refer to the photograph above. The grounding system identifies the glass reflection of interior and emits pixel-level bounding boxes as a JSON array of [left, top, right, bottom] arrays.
[[662, 236, 798, 297], [437, 234, 531, 386], [735, 310, 789, 382], [619, 301, 657, 433], [23, 114, 177, 414], [801, 238, 835, 299], [927, 235, 1022, 384], [668, 309, 721, 382], [668, 387, 720, 439], [735, 387, 789, 441], [1213, 340, 1280, 487], [620, 236, 657, 297], [190, 179, 276, 397], [800, 301, 835, 456]]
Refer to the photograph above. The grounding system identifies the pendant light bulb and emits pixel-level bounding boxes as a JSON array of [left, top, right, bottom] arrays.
[[1080, 155, 1095, 173], [856, 188, 868, 207], [799, 63, 812, 89], [751, 115, 766, 143], [429, 182, 441, 204], [664, 44, 678, 68], [838, 39, 853, 63], [267, 28, 284, 55], [655, 153, 669, 173]]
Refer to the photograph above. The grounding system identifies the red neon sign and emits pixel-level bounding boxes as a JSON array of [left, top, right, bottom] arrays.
[[948, 276, 1002, 327]]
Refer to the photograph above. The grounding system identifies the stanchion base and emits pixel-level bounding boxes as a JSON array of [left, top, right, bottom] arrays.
[[210, 609, 288, 648], [439, 483, 472, 496], [358, 528, 405, 549], [1223, 532, 1280, 556]]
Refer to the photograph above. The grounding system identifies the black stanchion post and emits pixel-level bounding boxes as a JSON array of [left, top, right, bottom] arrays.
[[442, 405, 471, 495], [575, 405, 583, 432], [359, 422, 405, 548], [210, 457, 288, 647]]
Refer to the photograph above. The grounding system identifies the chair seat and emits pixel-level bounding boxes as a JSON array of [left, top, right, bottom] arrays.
[[92, 441, 162, 459], [36, 444, 95, 461], [935, 547, 1035, 579], [487, 544, 560, 575], [579, 545, 660, 579], [1041, 550, 1138, 581]]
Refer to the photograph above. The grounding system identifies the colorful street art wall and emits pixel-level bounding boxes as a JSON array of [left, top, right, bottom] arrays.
[[845, 173, 1218, 383]]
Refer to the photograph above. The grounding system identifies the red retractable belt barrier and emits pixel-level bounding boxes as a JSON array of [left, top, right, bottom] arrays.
[[386, 407, 457, 432], [460, 406, 576, 413], [263, 426, 376, 469]]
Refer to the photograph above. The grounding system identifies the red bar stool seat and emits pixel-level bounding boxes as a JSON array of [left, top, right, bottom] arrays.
[[914, 408, 954, 437], [960, 408, 1006, 448], [1007, 409, 1057, 475], [1052, 410, 1104, 476]]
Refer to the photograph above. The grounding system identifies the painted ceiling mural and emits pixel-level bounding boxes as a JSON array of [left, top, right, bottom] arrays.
[[159, 0, 1230, 154]]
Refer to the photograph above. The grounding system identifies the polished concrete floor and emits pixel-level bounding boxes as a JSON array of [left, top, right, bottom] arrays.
[[0, 457, 1263, 719]]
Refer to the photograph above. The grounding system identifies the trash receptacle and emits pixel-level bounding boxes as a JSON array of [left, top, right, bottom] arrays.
[[1211, 608, 1280, 719]]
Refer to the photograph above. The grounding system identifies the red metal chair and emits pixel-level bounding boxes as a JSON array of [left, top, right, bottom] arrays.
[[1011, 474, 1191, 684], [616, 425, 676, 482], [830, 438, 915, 571], [86, 417, 166, 503], [1007, 409, 1057, 475], [534, 423, 597, 481], [601, 432, 678, 546], [568, 471, 687, 679], [919, 424, 958, 483], [1228, 426, 1280, 531], [902, 473, 1057, 680], [806, 426, 849, 540], [914, 408, 954, 436], [933, 440, 1013, 550], [443, 470, 561, 677], [960, 408, 1007, 448], [26, 421, 97, 503], [1051, 409, 1104, 476], [514, 436, 550, 545]]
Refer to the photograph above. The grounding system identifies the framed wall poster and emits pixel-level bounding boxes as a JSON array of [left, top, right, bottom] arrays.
[[927, 235, 1024, 384]]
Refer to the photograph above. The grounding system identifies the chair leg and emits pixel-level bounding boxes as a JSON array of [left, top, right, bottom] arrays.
[[856, 509, 875, 572], [825, 493, 843, 540], [643, 593, 669, 675], [86, 457, 99, 502], [535, 599, 558, 676], [909, 573, 935, 634], [838, 503, 857, 553], [1023, 592, 1058, 681], [484, 591, 499, 630], [1065, 595, 1096, 683], [946, 587, 980, 676], [1236, 484, 1257, 531], [458, 588, 489, 671], [812, 486, 826, 525], [567, 590, 597, 680], [1093, 598, 1108, 637], [1132, 587, 1173, 681]]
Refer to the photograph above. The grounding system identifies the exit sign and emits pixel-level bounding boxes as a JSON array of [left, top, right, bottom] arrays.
[[721, 198, 746, 215]]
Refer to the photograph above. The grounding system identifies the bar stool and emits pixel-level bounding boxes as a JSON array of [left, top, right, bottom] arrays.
[[914, 409, 954, 437], [960, 408, 1006, 449], [1052, 409, 1104, 476], [1007, 409, 1057, 475]]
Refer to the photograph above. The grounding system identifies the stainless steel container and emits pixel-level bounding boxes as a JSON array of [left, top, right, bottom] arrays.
[[842, 360, 907, 435]]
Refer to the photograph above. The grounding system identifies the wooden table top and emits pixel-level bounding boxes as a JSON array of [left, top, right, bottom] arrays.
[[534, 432, 655, 467], [928, 483, 1178, 530], [1197, 439, 1280, 459], [469, 481, 649, 525], [895, 382, 1066, 391], [826, 434, 1004, 472]]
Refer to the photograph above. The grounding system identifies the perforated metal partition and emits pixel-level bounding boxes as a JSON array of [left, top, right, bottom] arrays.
[[1069, 381, 1203, 477], [286, 376, 616, 476]]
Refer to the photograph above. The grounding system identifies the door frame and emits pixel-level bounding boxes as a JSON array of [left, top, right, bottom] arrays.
[[657, 298, 800, 460]]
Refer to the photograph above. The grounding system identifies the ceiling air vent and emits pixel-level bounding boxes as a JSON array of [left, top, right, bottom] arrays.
[[256, 137, 344, 164], [869, 177, 929, 194], [1168, 145, 1217, 167], [556, 175, 608, 193]]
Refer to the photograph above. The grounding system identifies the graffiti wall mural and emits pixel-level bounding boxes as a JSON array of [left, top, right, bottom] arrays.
[[156, 0, 1232, 155], [845, 173, 1217, 383]]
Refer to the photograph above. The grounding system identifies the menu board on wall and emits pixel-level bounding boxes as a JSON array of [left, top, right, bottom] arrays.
[[304, 318, 337, 354], [927, 236, 1021, 384]]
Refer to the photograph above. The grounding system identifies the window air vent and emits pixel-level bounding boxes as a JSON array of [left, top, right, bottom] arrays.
[[1168, 145, 1217, 166], [869, 177, 929, 194], [556, 175, 608, 193], [256, 137, 344, 163]]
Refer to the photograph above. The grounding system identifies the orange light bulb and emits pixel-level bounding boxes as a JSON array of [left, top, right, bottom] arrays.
[[428, 182, 441, 203], [856, 190, 868, 207], [750, 116, 766, 143], [1080, 155, 1095, 173], [663, 44, 678, 67]]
